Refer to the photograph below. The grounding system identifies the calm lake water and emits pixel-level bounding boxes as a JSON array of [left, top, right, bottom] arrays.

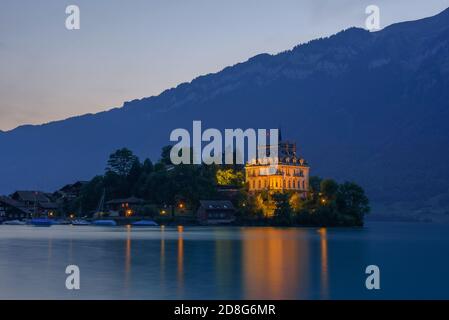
[[0, 222, 448, 300]]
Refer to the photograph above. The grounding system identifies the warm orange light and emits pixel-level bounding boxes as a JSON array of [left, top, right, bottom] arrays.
[[125, 209, 133, 217], [178, 203, 184, 209], [48, 212, 54, 217], [161, 210, 166, 215]]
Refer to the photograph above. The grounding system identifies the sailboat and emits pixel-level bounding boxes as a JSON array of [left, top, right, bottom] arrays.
[[71, 203, 90, 226], [92, 188, 117, 226], [30, 191, 53, 227]]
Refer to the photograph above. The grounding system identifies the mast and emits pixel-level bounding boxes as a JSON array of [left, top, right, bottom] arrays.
[[34, 191, 37, 218], [96, 188, 106, 214]]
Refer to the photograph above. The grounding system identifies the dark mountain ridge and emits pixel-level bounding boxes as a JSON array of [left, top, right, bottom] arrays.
[[1, 8, 449, 216]]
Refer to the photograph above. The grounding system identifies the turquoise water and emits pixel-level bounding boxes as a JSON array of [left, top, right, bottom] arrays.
[[0, 222, 448, 299]]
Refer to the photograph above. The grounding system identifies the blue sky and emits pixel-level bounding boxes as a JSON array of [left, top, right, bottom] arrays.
[[1, 0, 448, 131]]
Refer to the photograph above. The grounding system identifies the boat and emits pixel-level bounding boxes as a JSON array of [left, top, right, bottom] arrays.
[[30, 218, 53, 227], [92, 188, 112, 220], [131, 220, 159, 227], [92, 220, 117, 226], [2, 220, 26, 225], [72, 219, 91, 226], [53, 219, 71, 225]]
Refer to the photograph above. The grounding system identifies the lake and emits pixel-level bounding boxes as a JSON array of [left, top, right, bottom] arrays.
[[0, 222, 448, 299]]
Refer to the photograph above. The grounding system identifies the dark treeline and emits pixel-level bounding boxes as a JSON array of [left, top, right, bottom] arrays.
[[66, 147, 222, 215], [66, 147, 370, 226]]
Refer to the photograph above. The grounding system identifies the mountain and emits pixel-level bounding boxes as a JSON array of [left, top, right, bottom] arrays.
[[1, 8, 449, 216]]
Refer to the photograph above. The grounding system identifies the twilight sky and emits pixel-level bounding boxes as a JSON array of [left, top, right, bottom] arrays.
[[1, 0, 448, 131]]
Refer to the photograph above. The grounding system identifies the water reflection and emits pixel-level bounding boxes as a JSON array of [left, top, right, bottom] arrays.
[[319, 228, 329, 298], [242, 228, 310, 299], [1, 223, 448, 299], [177, 226, 184, 294], [47, 237, 53, 262], [160, 225, 166, 289], [124, 225, 131, 291], [215, 238, 236, 298]]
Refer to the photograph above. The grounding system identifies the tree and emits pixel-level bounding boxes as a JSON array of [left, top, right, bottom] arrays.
[[127, 160, 142, 188], [320, 179, 339, 200], [142, 159, 154, 174], [106, 148, 138, 176], [337, 182, 370, 224], [272, 192, 293, 225], [216, 168, 245, 186], [160, 145, 173, 165], [289, 192, 304, 211], [309, 176, 322, 193], [78, 176, 105, 214]]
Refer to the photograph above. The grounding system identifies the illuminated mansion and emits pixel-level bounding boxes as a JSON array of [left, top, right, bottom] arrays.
[[245, 134, 309, 196]]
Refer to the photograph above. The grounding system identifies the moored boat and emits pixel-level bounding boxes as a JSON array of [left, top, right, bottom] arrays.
[[72, 219, 91, 226], [92, 220, 117, 226], [2, 220, 26, 225], [131, 220, 159, 227], [53, 219, 71, 225], [30, 218, 53, 227]]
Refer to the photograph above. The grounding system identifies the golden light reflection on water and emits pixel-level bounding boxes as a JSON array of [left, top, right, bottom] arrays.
[[319, 228, 329, 299], [242, 228, 310, 299]]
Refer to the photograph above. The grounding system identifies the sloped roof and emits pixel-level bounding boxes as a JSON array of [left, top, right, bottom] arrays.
[[0, 196, 32, 214], [60, 181, 88, 192], [106, 197, 145, 205], [199, 200, 235, 210], [12, 191, 51, 203], [39, 202, 59, 209]]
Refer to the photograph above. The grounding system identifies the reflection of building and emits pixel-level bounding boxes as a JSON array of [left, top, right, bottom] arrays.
[[245, 133, 310, 197], [242, 228, 309, 299], [197, 200, 236, 225]]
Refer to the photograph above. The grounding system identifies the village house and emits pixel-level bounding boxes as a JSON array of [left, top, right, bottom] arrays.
[[197, 200, 236, 225], [55, 181, 88, 201], [0, 196, 32, 221], [216, 185, 241, 201], [10, 191, 59, 217], [106, 196, 145, 217]]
